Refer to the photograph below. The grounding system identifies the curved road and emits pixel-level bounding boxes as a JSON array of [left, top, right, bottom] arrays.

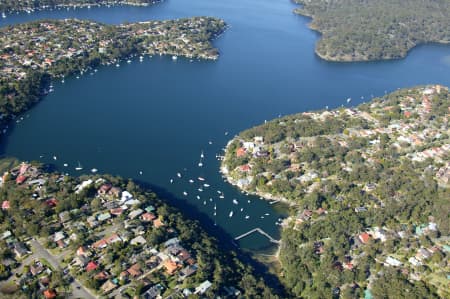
[[29, 239, 96, 299]]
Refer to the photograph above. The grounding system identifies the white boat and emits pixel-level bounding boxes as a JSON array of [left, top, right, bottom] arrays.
[[219, 195, 224, 199], [232, 199, 238, 205], [172, 55, 177, 60], [170, 179, 173, 184], [2, 13, 6, 18], [139, 171, 143, 175], [53, 156, 57, 160], [63, 163, 68, 167], [261, 216, 265, 219], [200, 151, 204, 159], [247, 200, 251, 203], [214, 204, 216, 210], [265, 213, 270, 216], [203, 184, 210, 187], [139, 56, 144, 61], [198, 162, 203, 167], [196, 195, 200, 200], [245, 215, 250, 219], [240, 208, 243, 212], [203, 201, 206, 205], [183, 191, 188, 196], [189, 179, 194, 183], [75, 162, 83, 171], [198, 188, 203, 192], [91, 168, 98, 173], [216, 190, 221, 194], [213, 212, 216, 216], [347, 97, 351, 103], [177, 173, 182, 178], [116, 64, 120, 67], [127, 60, 132, 64], [229, 211, 233, 217], [61, 79, 65, 83], [198, 177, 205, 181], [208, 141, 212, 145], [209, 198, 213, 202]]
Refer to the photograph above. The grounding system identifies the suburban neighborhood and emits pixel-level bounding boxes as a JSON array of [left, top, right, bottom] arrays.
[[0, 161, 246, 298]]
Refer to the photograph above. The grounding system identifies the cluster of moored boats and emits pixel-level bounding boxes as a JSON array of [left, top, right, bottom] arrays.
[[169, 147, 284, 226]]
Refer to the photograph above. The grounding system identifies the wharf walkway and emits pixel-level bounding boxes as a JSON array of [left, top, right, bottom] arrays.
[[234, 227, 280, 244]]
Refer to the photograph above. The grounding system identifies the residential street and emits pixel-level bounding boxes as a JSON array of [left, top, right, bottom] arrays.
[[29, 239, 96, 299]]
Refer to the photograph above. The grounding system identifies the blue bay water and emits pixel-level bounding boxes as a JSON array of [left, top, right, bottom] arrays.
[[1, 0, 449, 250]]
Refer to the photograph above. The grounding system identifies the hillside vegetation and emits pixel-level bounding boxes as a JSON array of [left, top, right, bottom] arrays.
[[294, 0, 450, 61]]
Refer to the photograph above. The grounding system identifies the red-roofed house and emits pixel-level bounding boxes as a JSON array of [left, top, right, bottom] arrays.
[[98, 183, 112, 195], [110, 208, 124, 216], [141, 212, 156, 222], [94, 271, 109, 281], [92, 239, 108, 250], [164, 259, 181, 275], [236, 147, 246, 157], [105, 234, 121, 244], [240, 164, 251, 172], [86, 261, 98, 272], [358, 232, 371, 244], [127, 264, 142, 278], [77, 246, 90, 257], [45, 198, 58, 208], [153, 218, 164, 228], [19, 163, 29, 175], [16, 175, 27, 184], [43, 289, 57, 299], [2, 200, 10, 210]]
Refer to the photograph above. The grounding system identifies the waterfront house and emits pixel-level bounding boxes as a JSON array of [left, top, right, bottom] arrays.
[[144, 205, 155, 213], [195, 280, 212, 295], [153, 218, 164, 228], [98, 183, 112, 196], [128, 208, 144, 220], [141, 212, 156, 222], [108, 186, 122, 198]]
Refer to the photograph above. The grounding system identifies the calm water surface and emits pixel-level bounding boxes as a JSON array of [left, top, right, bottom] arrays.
[[1, 0, 449, 250]]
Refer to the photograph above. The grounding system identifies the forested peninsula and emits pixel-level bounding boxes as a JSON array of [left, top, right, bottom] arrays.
[[0, 18, 226, 137], [293, 0, 450, 62], [222, 85, 450, 298], [0, 0, 159, 13]]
